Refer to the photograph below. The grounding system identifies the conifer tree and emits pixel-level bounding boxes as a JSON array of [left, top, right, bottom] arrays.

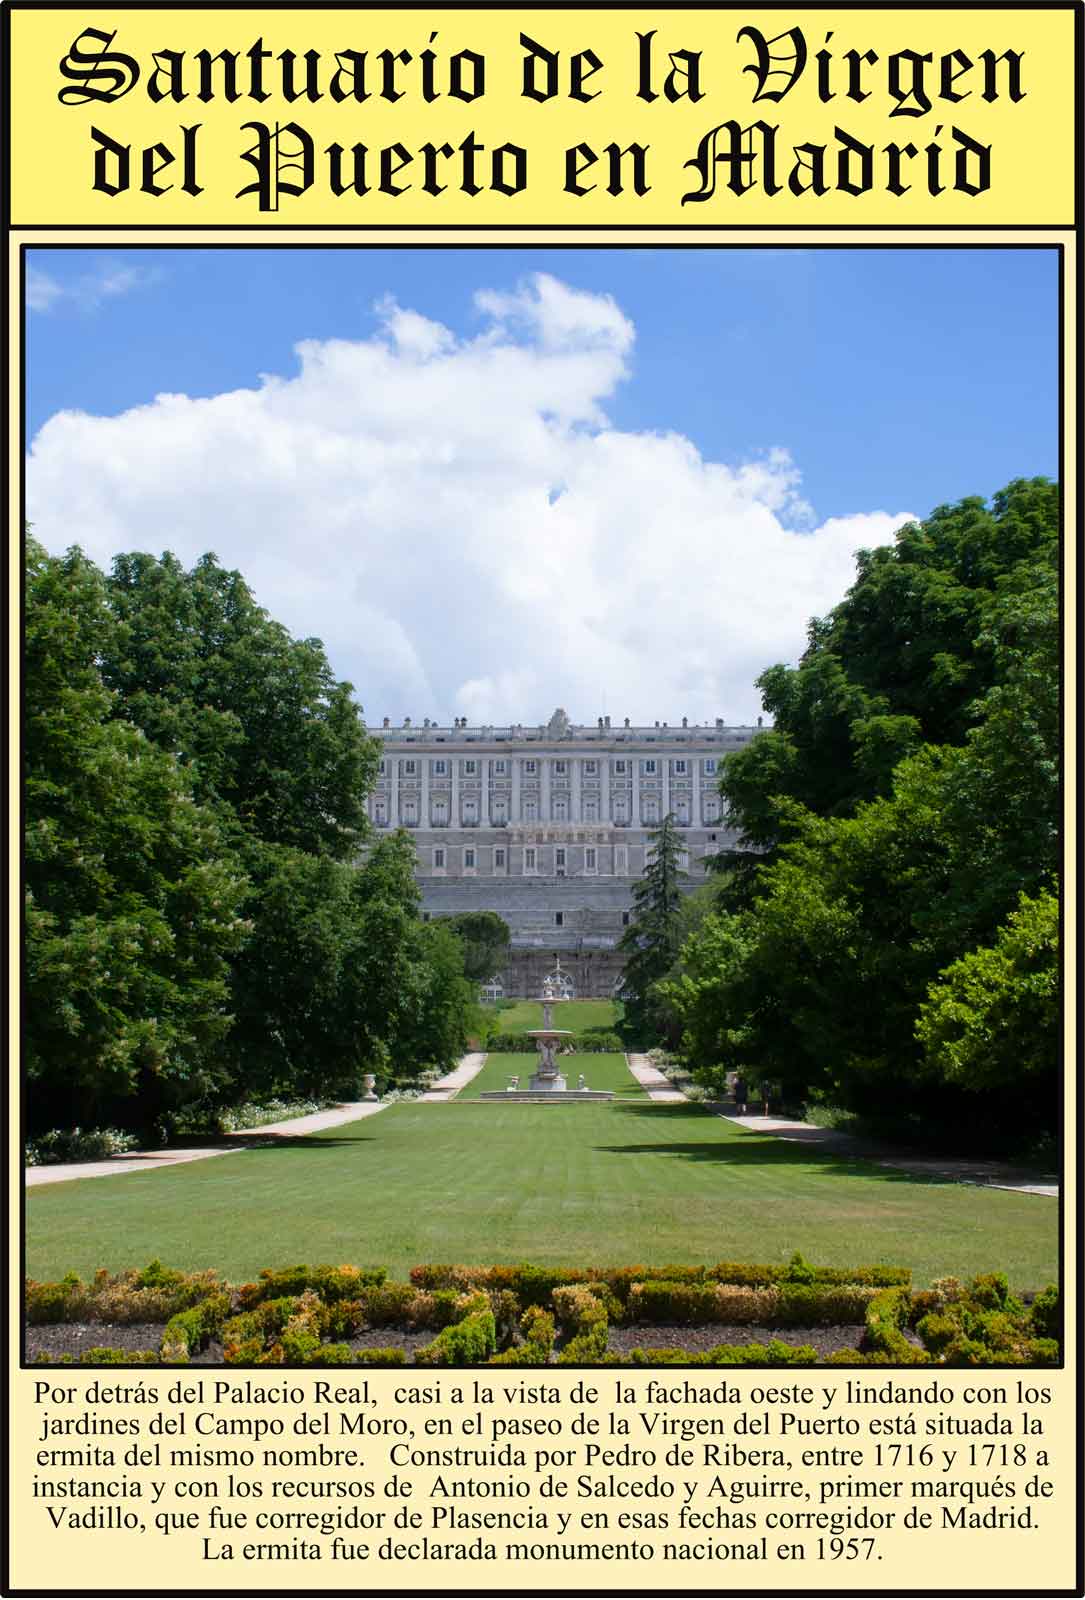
[[618, 814, 687, 1043]]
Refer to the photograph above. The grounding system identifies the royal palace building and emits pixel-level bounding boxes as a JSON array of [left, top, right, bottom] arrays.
[[366, 709, 760, 996]]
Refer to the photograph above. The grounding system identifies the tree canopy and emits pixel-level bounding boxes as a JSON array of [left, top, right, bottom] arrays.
[[661, 479, 1060, 1153], [25, 541, 475, 1137]]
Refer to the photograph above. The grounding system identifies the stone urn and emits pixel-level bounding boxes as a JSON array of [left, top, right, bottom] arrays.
[[362, 1074, 378, 1102]]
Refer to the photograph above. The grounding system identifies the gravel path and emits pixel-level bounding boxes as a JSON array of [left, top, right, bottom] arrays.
[[625, 1054, 688, 1101], [417, 1053, 488, 1101]]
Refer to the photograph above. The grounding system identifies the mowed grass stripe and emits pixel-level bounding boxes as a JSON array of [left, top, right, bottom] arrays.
[[25, 1102, 1057, 1290], [465, 1052, 646, 1097]]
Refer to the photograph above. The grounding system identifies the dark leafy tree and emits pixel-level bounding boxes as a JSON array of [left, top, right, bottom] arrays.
[[102, 551, 379, 859], [24, 541, 247, 1134], [720, 478, 1059, 851], [618, 814, 687, 1042], [435, 911, 511, 983]]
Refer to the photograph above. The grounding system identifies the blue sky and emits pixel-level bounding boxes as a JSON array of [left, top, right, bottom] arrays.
[[25, 247, 1058, 724]]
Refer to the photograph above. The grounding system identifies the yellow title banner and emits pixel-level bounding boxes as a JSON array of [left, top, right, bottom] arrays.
[[7, 6, 1079, 227]]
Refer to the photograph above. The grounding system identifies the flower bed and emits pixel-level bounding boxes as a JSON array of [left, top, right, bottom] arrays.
[[25, 1255, 1058, 1368]]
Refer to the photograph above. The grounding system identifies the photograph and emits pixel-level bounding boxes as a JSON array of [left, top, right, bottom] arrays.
[[22, 243, 1061, 1372]]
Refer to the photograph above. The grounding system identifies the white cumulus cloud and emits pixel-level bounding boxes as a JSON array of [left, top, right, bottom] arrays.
[[26, 272, 914, 726]]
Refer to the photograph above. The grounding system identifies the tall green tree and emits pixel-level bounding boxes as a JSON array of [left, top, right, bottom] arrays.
[[102, 551, 379, 859], [434, 911, 510, 983], [618, 814, 687, 1043], [720, 478, 1059, 852], [24, 541, 247, 1133]]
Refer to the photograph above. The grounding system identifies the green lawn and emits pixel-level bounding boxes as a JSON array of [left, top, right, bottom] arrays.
[[26, 1100, 1057, 1291], [487, 999, 621, 1034], [466, 1051, 646, 1097]]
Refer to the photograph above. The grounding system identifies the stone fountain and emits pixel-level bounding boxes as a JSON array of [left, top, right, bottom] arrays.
[[526, 964, 575, 1093], [480, 959, 614, 1102]]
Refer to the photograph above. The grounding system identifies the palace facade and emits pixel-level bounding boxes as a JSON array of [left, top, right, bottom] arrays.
[[367, 709, 760, 996]]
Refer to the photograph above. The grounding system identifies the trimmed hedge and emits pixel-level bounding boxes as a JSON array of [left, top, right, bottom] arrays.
[[25, 1258, 1056, 1368], [485, 1032, 625, 1054]]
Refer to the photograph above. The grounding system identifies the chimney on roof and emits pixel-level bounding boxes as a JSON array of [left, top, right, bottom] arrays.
[[382, 717, 390, 728], [716, 718, 723, 729], [404, 717, 411, 728]]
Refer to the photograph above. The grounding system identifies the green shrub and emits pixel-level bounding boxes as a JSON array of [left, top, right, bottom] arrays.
[[864, 1288, 928, 1364], [161, 1292, 231, 1362], [490, 1305, 556, 1366], [237, 1264, 386, 1309], [783, 1251, 816, 1286], [915, 1312, 959, 1355], [353, 1348, 408, 1366], [415, 1309, 496, 1366], [25, 1127, 141, 1166], [34, 1347, 158, 1365], [26, 1265, 222, 1326], [554, 1286, 608, 1364], [25, 1273, 87, 1325], [1030, 1285, 1060, 1340]]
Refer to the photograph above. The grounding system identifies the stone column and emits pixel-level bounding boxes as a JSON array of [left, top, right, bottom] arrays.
[[632, 758, 640, 825], [662, 755, 671, 820], [421, 756, 430, 826], [451, 757, 460, 828], [390, 759, 400, 824], [541, 756, 551, 822], [692, 751, 701, 826], [571, 755, 582, 822], [512, 756, 521, 822], [601, 756, 611, 822], [481, 756, 490, 824]]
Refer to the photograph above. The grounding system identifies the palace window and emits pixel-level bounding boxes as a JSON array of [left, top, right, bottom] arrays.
[[403, 759, 417, 776], [401, 799, 418, 825], [584, 847, 597, 873], [614, 760, 627, 774], [613, 797, 628, 823], [554, 760, 567, 775], [463, 799, 479, 824], [463, 759, 477, 776], [378, 760, 387, 776], [584, 760, 597, 775], [643, 797, 660, 823], [524, 759, 537, 774], [433, 759, 447, 776], [583, 799, 598, 823], [492, 797, 508, 824], [494, 760, 507, 775], [704, 758, 717, 775], [644, 759, 657, 775], [524, 848, 537, 872], [674, 759, 687, 775], [374, 800, 388, 826], [555, 911, 564, 927], [433, 847, 445, 869], [621, 910, 631, 926], [615, 845, 628, 874], [494, 848, 506, 870], [555, 848, 567, 873], [553, 797, 568, 822], [464, 848, 476, 869], [524, 799, 538, 822]]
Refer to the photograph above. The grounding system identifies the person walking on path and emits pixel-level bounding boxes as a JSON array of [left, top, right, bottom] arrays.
[[733, 1074, 748, 1115]]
